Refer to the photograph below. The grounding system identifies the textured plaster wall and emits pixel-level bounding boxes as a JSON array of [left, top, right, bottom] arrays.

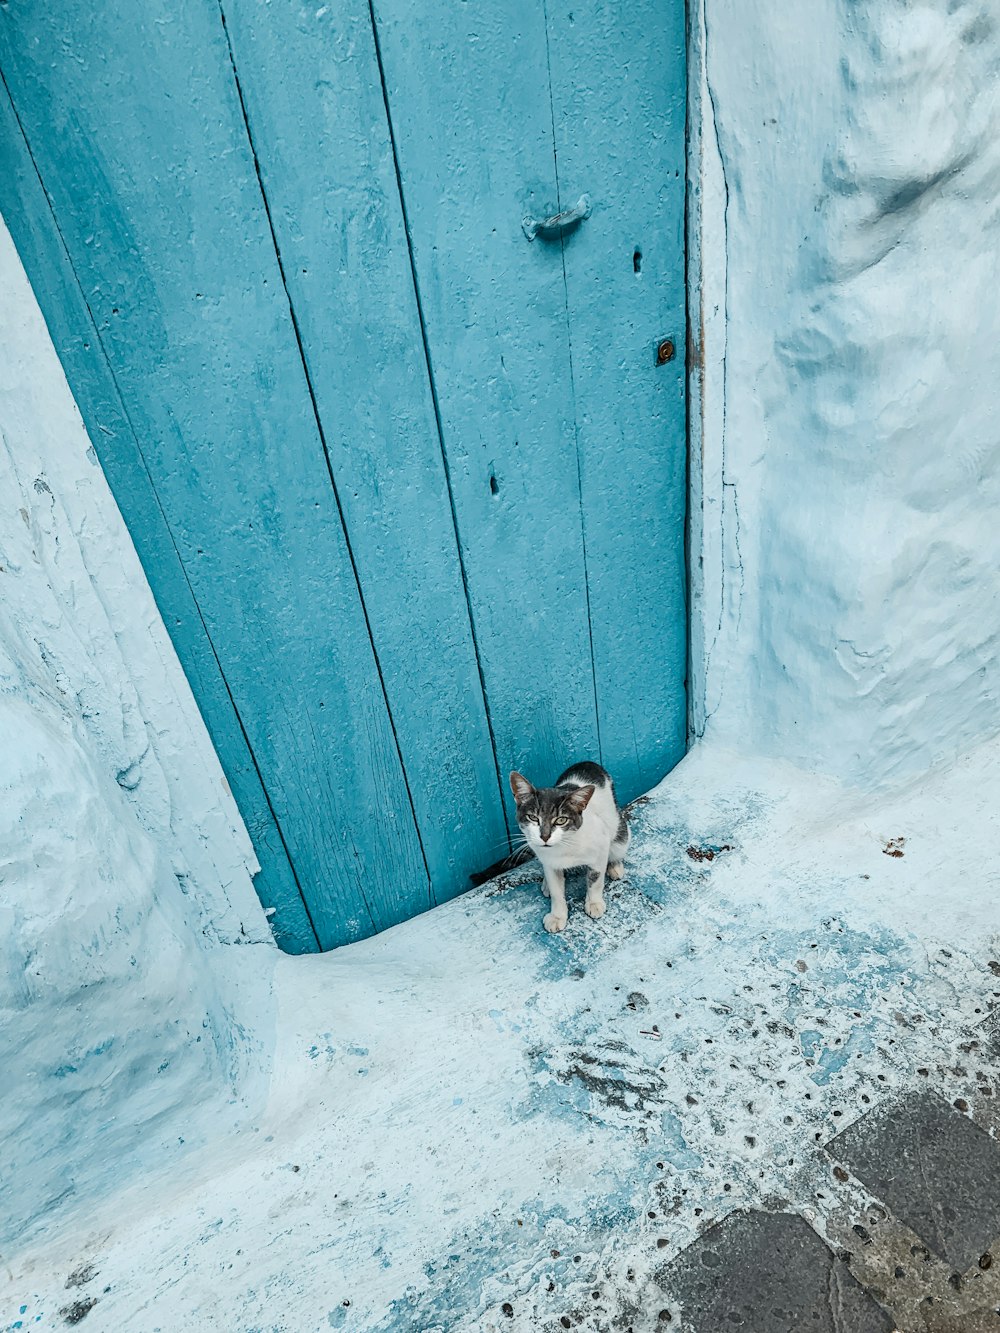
[[692, 0, 1000, 786], [0, 220, 273, 1246]]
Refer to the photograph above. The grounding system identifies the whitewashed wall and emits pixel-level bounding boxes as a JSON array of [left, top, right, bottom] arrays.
[[0, 220, 273, 1245], [691, 0, 1000, 787]]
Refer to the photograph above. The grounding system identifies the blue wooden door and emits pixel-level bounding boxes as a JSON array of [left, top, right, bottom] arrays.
[[0, 0, 686, 952]]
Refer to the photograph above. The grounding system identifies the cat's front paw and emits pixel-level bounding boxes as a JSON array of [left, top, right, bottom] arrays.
[[543, 911, 568, 933], [584, 898, 606, 919], [606, 861, 625, 881]]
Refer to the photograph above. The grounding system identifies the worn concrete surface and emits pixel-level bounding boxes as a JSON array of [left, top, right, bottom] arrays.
[[5, 740, 1000, 1332]]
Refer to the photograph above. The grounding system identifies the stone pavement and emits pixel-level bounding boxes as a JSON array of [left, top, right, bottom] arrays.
[[660, 1083, 1000, 1331]]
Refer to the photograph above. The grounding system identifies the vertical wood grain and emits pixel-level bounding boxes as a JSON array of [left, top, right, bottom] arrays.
[[370, 0, 602, 790], [370, 0, 688, 801], [544, 0, 689, 800], [214, 0, 509, 902]]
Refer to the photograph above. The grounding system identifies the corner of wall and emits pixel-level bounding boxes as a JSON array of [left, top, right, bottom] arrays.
[[0, 214, 277, 1247]]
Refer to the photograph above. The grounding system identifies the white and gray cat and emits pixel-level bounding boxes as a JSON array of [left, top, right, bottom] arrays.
[[471, 761, 630, 932]]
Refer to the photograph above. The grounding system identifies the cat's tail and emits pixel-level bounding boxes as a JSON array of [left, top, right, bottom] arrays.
[[469, 845, 536, 887]]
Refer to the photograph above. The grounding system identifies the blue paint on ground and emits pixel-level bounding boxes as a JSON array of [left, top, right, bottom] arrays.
[[800, 1030, 824, 1060]]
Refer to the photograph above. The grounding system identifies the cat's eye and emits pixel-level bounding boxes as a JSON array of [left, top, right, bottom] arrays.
[[524, 810, 539, 822], [554, 816, 569, 825]]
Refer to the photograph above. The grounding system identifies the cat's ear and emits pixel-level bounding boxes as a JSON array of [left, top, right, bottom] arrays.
[[563, 784, 595, 815], [510, 771, 534, 803]]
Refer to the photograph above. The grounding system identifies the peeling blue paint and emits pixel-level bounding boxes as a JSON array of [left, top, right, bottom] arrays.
[[812, 1043, 854, 1085], [659, 1112, 703, 1172], [800, 1030, 824, 1060]]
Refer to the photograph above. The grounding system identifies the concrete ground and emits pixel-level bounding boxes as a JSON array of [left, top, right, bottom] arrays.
[[6, 739, 1000, 1332]]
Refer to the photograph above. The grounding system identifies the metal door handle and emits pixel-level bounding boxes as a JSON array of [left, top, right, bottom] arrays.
[[522, 194, 591, 241]]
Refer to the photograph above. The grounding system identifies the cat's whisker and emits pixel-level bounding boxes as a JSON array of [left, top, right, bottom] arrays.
[[481, 835, 530, 854]]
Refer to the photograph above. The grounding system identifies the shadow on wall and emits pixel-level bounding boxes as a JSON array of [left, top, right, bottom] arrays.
[[0, 682, 233, 1246]]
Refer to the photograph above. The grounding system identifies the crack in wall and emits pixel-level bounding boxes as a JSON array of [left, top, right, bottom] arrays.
[[698, 0, 741, 728], [723, 477, 745, 635]]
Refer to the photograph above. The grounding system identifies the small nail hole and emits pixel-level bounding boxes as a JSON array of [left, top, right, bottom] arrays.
[[633, 249, 642, 274], [489, 474, 499, 496]]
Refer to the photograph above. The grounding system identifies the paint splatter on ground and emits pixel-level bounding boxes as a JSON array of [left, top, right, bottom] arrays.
[[4, 740, 1000, 1332]]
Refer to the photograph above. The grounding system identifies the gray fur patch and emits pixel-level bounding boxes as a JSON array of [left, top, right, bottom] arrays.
[[556, 760, 610, 790]]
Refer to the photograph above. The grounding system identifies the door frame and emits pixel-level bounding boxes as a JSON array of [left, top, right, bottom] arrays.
[[686, 0, 727, 745]]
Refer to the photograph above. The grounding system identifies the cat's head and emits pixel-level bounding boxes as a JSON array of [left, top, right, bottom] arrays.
[[510, 771, 594, 850]]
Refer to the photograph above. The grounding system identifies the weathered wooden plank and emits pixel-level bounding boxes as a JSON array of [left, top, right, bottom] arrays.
[[0, 76, 319, 953], [0, 0, 430, 947], [544, 0, 689, 800], [370, 0, 602, 788], [216, 0, 509, 901]]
